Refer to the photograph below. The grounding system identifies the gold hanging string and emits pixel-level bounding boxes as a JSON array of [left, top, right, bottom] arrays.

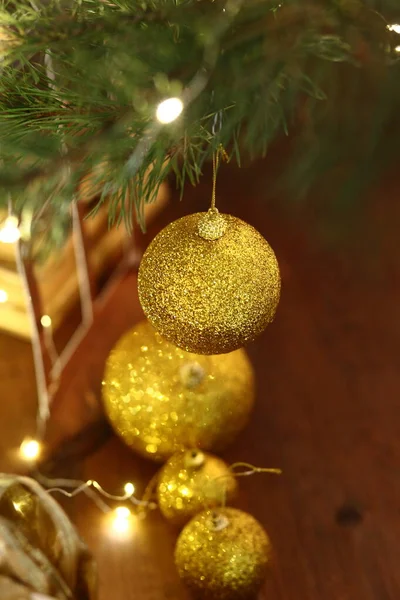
[[199, 461, 282, 512], [229, 462, 282, 477], [211, 144, 229, 211], [211, 151, 218, 210]]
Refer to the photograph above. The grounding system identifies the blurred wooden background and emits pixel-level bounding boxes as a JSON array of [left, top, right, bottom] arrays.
[[1, 145, 399, 599]]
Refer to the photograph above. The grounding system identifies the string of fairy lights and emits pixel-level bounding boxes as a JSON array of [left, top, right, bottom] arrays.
[[2, 0, 197, 525], [0, 95, 185, 538], [37, 474, 158, 536], [1, 94, 184, 440]]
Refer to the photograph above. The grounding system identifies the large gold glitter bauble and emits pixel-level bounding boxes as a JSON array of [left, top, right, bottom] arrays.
[[102, 320, 255, 461], [157, 449, 237, 527], [138, 211, 281, 355], [175, 507, 272, 600]]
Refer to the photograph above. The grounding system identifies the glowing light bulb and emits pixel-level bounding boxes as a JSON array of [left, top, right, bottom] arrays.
[[115, 506, 130, 518], [156, 97, 183, 124], [0, 290, 8, 303], [124, 482, 135, 496], [12, 501, 24, 513], [0, 216, 20, 244], [395, 45, 400, 53], [20, 438, 41, 461], [388, 24, 400, 34], [110, 506, 133, 536], [40, 315, 52, 328]]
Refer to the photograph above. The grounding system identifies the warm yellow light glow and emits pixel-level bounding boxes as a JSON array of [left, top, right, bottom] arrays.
[[20, 439, 41, 461], [0, 290, 8, 303], [40, 315, 52, 328], [395, 45, 400, 53], [124, 482, 135, 496], [156, 97, 183, 124], [109, 505, 133, 536], [0, 216, 20, 244], [388, 24, 400, 34], [13, 501, 24, 513], [115, 506, 131, 518], [178, 485, 192, 498]]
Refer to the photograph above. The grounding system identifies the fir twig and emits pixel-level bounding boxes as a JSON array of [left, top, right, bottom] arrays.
[[0, 0, 399, 230]]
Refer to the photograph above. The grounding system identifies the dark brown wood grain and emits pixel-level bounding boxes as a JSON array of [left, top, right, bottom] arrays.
[[1, 147, 400, 599]]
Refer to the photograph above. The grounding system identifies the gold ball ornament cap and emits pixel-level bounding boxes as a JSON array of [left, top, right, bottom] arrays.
[[138, 211, 281, 355], [175, 507, 272, 600], [157, 449, 237, 527], [102, 320, 255, 461], [197, 207, 227, 240]]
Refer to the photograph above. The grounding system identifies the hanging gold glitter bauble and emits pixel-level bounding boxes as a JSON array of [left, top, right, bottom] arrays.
[[138, 210, 280, 355], [102, 320, 255, 461], [157, 449, 237, 527], [175, 507, 272, 600]]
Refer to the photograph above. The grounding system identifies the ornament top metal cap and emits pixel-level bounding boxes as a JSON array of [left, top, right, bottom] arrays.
[[197, 208, 227, 241]]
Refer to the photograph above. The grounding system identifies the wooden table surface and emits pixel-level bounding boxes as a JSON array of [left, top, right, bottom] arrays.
[[1, 151, 400, 600]]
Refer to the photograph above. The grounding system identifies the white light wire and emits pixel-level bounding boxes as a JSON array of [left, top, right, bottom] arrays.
[[15, 243, 50, 438], [37, 474, 155, 514], [20, 42, 96, 425]]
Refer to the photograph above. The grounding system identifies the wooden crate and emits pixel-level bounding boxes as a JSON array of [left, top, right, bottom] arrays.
[[0, 185, 168, 339]]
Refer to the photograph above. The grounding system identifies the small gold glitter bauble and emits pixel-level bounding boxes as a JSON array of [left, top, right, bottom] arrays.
[[102, 320, 255, 461], [157, 449, 237, 526], [138, 212, 280, 355], [175, 507, 272, 600]]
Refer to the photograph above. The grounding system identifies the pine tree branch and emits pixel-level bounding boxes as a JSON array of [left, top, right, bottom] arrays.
[[0, 0, 399, 230]]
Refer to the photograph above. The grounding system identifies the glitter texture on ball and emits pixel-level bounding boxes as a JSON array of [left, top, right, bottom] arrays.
[[138, 212, 281, 355], [157, 449, 237, 526], [102, 320, 255, 461], [175, 507, 272, 599]]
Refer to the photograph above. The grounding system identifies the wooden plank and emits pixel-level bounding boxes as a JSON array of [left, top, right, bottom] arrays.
[[41, 226, 126, 322], [0, 243, 17, 263], [35, 204, 110, 281], [2, 148, 400, 600], [0, 304, 31, 338], [50, 159, 400, 600], [0, 268, 25, 307]]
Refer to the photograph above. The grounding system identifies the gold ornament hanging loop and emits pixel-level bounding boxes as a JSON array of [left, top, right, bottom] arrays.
[[211, 145, 229, 211], [198, 144, 229, 241], [202, 461, 282, 509]]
